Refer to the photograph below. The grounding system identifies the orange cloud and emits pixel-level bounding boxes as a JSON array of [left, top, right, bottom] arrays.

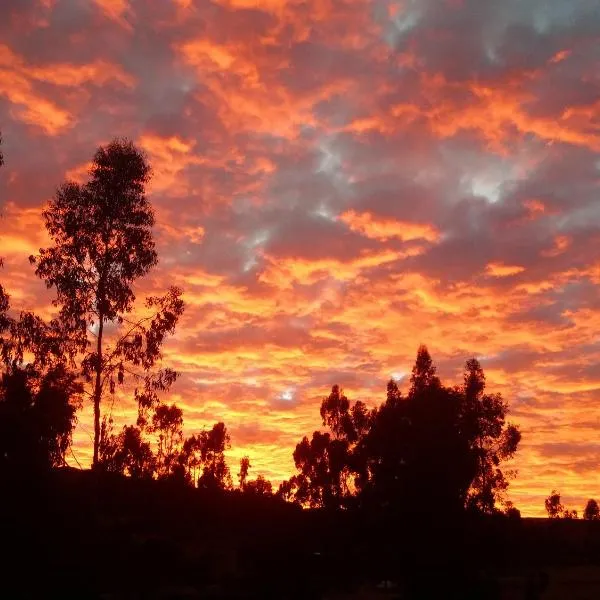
[[542, 235, 571, 258], [486, 262, 526, 277], [339, 210, 440, 242], [0, 44, 134, 133], [94, 0, 132, 29]]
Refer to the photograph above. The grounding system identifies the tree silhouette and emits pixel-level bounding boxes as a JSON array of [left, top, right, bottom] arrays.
[[161, 421, 233, 489], [196, 422, 232, 490], [461, 358, 521, 514], [584, 499, 600, 521], [245, 474, 273, 496], [151, 403, 184, 479], [0, 364, 81, 474], [0, 132, 9, 349], [409, 344, 440, 396], [100, 423, 155, 478], [545, 490, 564, 518], [359, 348, 479, 516], [287, 385, 370, 508], [285, 347, 521, 516], [30, 139, 184, 468], [238, 456, 250, 489]]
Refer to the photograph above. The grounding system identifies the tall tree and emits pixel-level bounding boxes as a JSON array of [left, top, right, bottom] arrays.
[[151, 403, 184, 479], [238, 456, 250, 489], [0, 132, 9, 344], [461, 358, 521, 514], [196, 422, 232, 490], [30, 139, 184, 468], [363, 350, 473, 515]]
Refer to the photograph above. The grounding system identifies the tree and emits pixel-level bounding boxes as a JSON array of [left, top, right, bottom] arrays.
[[151, 403, 184, 479], [462, 358, 521, 514], [545, 490, 564, 519], [286, 385, 371, 508], [360, 348, 476, 516], [0, 364, 81, 474], [30, 139, 184, 468], [291, 431, 344, 508], [505, 504, 521, 520], [100, 423, 155, 479], [245, 474, 273, 496], [196, 422, 232, 490], [283, 347, 521, 518], [0, 132, 9, 346], [409, 344, 440, 397], [584, 499, 600, 521], [170, 421, 232, 489], [238, 456, 250, 489]]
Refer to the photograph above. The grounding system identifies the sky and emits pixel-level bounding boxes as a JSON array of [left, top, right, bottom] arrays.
[[0, 0, 599, 516]]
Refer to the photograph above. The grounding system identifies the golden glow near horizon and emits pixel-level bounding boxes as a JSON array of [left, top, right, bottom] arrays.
[[1, 0, 600, 516]]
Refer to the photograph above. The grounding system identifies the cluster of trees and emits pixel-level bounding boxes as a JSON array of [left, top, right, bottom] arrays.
[[0, 136, 187, 479], [280, 349, 521, 516], [544, 491, 600, 521], [1, 134, 523, 516], [0, 135, 278, 494]]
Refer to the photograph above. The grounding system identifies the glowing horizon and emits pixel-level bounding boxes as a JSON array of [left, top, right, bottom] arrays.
[[1, 0, 599, 516]]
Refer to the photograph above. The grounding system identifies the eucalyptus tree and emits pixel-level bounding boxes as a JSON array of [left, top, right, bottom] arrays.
[[31, 139, 184, 468]]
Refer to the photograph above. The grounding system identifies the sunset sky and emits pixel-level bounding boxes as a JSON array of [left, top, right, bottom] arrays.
[[1, 0, 599, 516]]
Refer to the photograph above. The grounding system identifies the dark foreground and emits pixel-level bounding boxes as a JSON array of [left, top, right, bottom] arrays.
[[2, 469, 600, 599]]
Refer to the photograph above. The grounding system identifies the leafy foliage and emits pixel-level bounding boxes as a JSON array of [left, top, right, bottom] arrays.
[[100, 422, 155, 478], [461, 358, 522, 514], [283, 347, 521, 515], [30, 139, 184, 467], [290, 385, 370, 509], [0, 365, 81, 473], [151, 402, 184, 479]]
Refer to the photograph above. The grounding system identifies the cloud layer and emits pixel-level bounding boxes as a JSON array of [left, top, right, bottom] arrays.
[[1, 0, 599, 515]]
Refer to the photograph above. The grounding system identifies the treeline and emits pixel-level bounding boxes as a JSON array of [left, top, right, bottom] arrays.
[[544, 491, 600, 521], [0, 136, 524, 517]]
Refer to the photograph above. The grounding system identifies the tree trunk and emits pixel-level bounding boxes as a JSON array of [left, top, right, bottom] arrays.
[[92, 315, 104, 469]]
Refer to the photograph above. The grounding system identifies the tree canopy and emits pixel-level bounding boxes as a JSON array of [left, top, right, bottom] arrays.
[[30, 139, 184, 468], [283, 347, 521, 516]]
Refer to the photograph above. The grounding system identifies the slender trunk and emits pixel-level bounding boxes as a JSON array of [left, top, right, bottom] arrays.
[[92, 314, 104, 469]]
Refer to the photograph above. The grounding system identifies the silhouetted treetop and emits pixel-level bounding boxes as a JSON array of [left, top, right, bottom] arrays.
[[284, 348, 521, 516], [461, 357, 521, 514], [545, 490, 564, 519], [409, 344, 440, 397], [33, 139, 155, 327], [29, 138, 184, 469], [238, 455, 250, 489], [584, 499, 600, 521]]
